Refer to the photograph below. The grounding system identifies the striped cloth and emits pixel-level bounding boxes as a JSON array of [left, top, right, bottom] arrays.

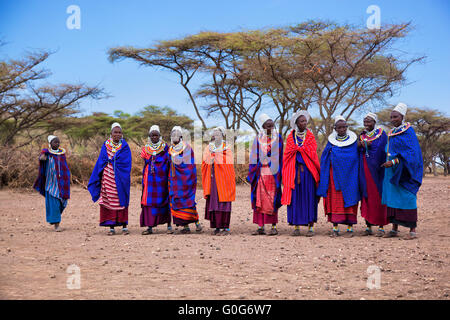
[[171, 203, 199, 224], [169, 145, 197, 210], [98, 147, 125, 210], [141, 145, 170, 208], [248, 133, 283, 214], [34, 149, 71, 200], [45, 156, 68, 207]]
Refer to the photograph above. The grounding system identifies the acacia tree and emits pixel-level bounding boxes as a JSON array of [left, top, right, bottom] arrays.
[[109, 20, 423, 145], [436, 134, 450, 176], [238, 21, 425, 141], [108, 44, 207, 130], [109, 33, 265, 133], [0, 50, 105, 147]]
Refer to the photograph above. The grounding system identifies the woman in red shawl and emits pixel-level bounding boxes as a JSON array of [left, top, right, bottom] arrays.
[[202, 127, 236, 235], [281, 110, 320, 236]]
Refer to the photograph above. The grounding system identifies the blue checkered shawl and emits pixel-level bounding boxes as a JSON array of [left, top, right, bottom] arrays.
[[169, 145, 197, 210], [141, 145, 170, 208]]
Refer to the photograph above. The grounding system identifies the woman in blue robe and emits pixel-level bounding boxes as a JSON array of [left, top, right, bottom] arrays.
[[381, 103, 423, 240]]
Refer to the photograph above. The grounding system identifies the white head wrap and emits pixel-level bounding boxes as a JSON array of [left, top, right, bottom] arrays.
[[364, 112, 378, 123], [393, 102, 407, 116], [334, 115, 346, 124], [111, 122, 122, 131], [171, 126, 183, 134], [258, 113, 271, 127], [47, 135, 57, 144], [149, 125, 160, 134], [213, 126, 226, 137], [290, 110, 310, 132]]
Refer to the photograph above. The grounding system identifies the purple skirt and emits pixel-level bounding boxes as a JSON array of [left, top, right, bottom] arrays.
[[140, 206, 170, 227], [205, 165, 231, 228], [287, 156, 318, 226], [387, 207, 417, 228]]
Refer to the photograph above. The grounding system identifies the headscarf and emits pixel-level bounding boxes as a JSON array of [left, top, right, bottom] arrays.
[[290, 110, 310, 133], [393, 102, 407, 116], [149, 125, 160, 134], [364, 112, 378, 123], [171, 126, 183, 134], [111, 122, 122, 131], [334, 115, 346, 124], [48, 135, 57, 144], [171, 126, 184, 147], [258, 113, 271, 128], [213, 126, 226, 137], [47, 135, 58, 150]]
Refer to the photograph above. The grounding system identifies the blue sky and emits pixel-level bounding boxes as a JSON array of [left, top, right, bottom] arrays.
[[1, 0, 449, 127]]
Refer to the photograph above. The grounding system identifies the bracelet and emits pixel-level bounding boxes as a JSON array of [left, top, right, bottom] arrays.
[[391, 158, 400, 165]]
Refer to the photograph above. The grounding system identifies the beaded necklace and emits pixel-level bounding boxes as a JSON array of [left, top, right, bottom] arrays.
[[336, 134, 350, 142], [105, 138, 123, 154], [169, 141, 186, 157], [209, 141, 226, 153], [386, 123, 410, 159], [258, 130, 278, 149], [388, 122, 410, 137], [360, 128, 383, 142], [294, 130, 307, 147], [48, 147, 66, 155], [144, 140, 166, 156]]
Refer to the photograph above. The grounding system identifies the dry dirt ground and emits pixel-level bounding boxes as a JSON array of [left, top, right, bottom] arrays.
[[0, 177, 449, 300]]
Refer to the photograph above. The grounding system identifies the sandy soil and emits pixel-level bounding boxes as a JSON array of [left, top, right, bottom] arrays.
[[0, 177, 449, 300]]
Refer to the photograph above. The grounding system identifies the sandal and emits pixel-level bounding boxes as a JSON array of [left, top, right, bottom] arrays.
[[252, 228, 265, 235], [329, 230, 340, 237], [122, 229, 130, 235], [343, 231, 354, 238], [107, 230, 115, 236], [142, 229, 153, 235], [221, 229, 231, 236], [306, 230, 314, 237], [180, 228, 191, 234], [375, 230, 385, 237], [404, 232, 417, 240], [268, 228, 278, 236], [291, 229, 301, 237], [166, 228, 174, 234], [195, 224, 203, 233], [383, 230, 398, 238], [212, 229, 221, 235], [362, 229, 373, 236]]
